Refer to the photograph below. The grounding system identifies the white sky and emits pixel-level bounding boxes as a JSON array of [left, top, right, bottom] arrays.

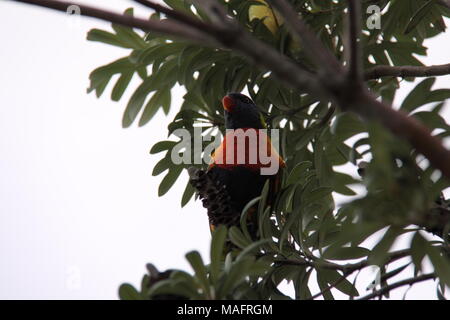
[[0, 0, 449, 300]]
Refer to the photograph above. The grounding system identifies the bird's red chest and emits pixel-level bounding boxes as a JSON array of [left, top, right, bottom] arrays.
[[209, 128, 285, 171]]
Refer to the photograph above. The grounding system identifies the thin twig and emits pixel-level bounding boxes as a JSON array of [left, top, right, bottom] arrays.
[[357, 273, 436, 300], [277, 248, 411, 273], [365, 63, 450, 80]]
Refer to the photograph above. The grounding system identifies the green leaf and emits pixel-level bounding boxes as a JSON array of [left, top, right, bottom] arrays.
[[400, 78, 435, 112], [279, 206, 302, 251], [139, 90, 171, 126], [423, 89, 450, 105], [152, 157, 171, 176], [411, 232, 427, 274], [318, 269, 359, 297], [239, 196, 261, 241], [236, 239, 271, 261], [331, 113, 366, 141], [314, 139, 334, 187], [286, 161, 312, 185], [229, 226, 251, 249], [87, 29, 131, 48], [111, 9, 146, 49], [295, 268, 312, 300], [185, 251, 210, 294], [158, 166, 183, 196], [181, 179, 195, 207], [427, 245, 450, 288], [118, 283, 141, 300], [218, 257, 254, 298], [437, 285, 447, 300], [295, 128, 317, 150], [316, 270, 334, 300], [210, 226, 227, 284], [323, 246, 370, 261], [369, 227, 401, 266], [382, 263, 411, 282], [148, 277, 197, 299], [404, 0, 434, 34], [111, 71, 133, 101], [87, 58, 134, 98], [303, 186, 333, 204], [122, 76, 155, 128], [413, 110, 450, 130], [150, 141, 177, 154]]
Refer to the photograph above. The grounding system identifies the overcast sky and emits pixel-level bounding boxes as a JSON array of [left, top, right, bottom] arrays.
[[0, 0, 449, 299]]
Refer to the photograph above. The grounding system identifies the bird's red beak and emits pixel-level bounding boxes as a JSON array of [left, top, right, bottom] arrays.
[[222, 95, 235, 112]]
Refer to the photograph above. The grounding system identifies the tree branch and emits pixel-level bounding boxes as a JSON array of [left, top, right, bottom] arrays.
[[278, 248, 411, 273], [346, 0, 363, 83], [357, 273, 436, 300], [365, 63, 450, 80], [12, 0, 217, 44]]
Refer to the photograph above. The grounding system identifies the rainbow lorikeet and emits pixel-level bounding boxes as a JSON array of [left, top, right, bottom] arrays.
[[189, 93, 285, 237]]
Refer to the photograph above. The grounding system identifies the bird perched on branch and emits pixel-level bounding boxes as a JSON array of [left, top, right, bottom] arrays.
[[189, 93, 285, 238]]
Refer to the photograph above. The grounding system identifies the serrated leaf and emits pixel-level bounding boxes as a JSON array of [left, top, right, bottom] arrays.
[[88, 57, 134, 98], [87, 29, 130, 48]]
